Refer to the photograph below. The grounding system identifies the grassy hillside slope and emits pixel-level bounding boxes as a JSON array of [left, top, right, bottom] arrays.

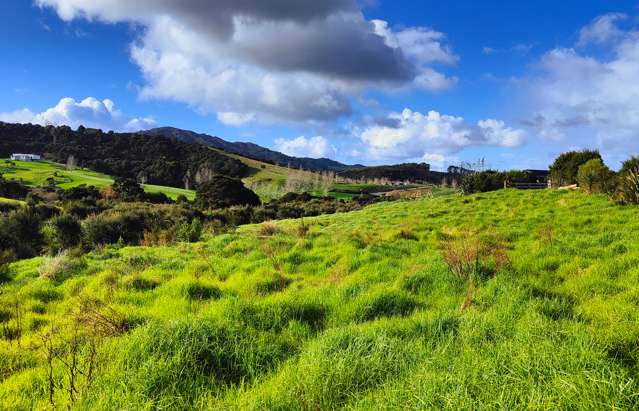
[[1, 189, 638, 409], [1, 160, 195, 200]]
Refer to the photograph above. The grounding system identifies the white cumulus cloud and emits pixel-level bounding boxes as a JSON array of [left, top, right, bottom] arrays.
[[275, 136, 336, 158], [0, 97, 155, 131], [520, 13, 639, 162], [37, 0, 457, 124], [358, 108, 524, 163], [577, 13, 628, 47]]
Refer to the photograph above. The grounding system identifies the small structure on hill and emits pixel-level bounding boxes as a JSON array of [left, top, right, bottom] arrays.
[[10, 153, 41, 162]]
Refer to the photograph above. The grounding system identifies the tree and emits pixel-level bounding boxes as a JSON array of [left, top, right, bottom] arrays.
[[66, 155, 77, 170], [195, 175, 260, 210], [549, 150, 602, 187], [112, 177, 145, 202], [576, 158, 613, 193]]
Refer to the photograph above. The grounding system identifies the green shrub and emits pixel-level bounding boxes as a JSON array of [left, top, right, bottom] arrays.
[[550, 149, 602, 186], [43, 214, 82, 254], [174, 218, 203, 243], [195, 176, 261, 210], [576, 158, 614, 193]]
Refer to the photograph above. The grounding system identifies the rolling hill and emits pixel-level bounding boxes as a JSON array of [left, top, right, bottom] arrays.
[[144, 127, 361, 172], [0, 159, 196, 200], [1, 189, 638, 409]]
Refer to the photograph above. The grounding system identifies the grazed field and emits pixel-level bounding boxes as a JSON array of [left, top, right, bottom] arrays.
[[1, 189, 638, 409], [1, 160, 196, 200]]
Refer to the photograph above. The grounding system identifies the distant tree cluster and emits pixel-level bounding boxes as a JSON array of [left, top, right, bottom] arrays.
[[460, 149, 639, 205], [338, 163, 440, 184], [549, 150, 602, 187], [0, 122, 249, 189]]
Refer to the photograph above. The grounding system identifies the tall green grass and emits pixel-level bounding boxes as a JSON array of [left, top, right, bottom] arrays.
[[1, 189, 638, 409]]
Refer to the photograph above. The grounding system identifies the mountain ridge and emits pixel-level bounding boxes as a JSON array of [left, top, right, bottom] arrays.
[[143, 127, 362, 172]]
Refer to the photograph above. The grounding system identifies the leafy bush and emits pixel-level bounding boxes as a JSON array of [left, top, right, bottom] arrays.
[[0, 207, 47, 259], [82, 204, 203, 247], [461, 171, 505, 194], [112, 177, 145, 202], [549, 150, 602, 187], [195, 176, 261, 210], [461, 170, 534, 194], [43, 214, 82, 254], [174, 218, 203, 243], [0, 176, 29, 200], [576, 159, 614, 193]]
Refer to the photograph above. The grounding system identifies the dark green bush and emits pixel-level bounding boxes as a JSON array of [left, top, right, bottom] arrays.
[[195, 176, 260, 210], [576, 158, 614, 193], [0, 207, 47, 259], [549, 150, 602, 187], [43, 214, 82, 254]]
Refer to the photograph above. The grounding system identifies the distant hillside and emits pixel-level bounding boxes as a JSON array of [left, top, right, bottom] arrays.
[[144, 127, 358, 172], [338, 162, 455, 184], [0, 122, 248, 189]]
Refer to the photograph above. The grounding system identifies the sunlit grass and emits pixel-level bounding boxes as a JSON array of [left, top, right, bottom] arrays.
[[1, 159, 195, 200], [1, 189, 638, 409]]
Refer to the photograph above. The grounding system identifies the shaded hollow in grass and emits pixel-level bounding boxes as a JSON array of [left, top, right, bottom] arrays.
[[182, 282, 222, 301], [351, 289, 420, 322]]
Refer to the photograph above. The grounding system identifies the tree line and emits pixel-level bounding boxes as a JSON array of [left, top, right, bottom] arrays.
[[0, 122, 249, 188]]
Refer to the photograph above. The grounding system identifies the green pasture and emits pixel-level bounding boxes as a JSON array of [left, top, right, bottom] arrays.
[[1, 159, 195, 200], [1, 189, 638, 409]]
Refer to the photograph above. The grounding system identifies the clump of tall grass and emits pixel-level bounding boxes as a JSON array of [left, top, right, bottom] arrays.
[[80, 318, 295, 408], [122, 276, 159, 291], [182, 281, 222, 301], [351, 289, 419, 322], [438, 228, 508, 311], [258, 222, 280, 237], [38, 251, 86, 283]]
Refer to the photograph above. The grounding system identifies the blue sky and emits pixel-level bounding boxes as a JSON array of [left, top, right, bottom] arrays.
[[2, 1, 639, 170]]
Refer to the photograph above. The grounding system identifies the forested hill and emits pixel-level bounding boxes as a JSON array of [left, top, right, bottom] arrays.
[[0, 122, 249, 188], [338, 162, 452, 184], [144, 127, 358, 172]]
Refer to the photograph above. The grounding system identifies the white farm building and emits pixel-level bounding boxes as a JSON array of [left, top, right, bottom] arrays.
[[10, 153, 41, 161]]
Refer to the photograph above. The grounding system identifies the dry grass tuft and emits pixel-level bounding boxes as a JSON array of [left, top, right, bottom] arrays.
[[258, 222, 280, 237]]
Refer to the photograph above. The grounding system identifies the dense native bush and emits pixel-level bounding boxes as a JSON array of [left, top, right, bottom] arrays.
[[112, 177, 146, 202], [42, 214, 82, 254], [195, 175, 261, 210], [81, 203, 203, 247], [0, 207, 50, 259], [461, 170, 546, 194], [206, 194, 377, 228], [0, 202, 21, 213], [576, 158, 614, 194], [59, 185, 101, 202], [461, 171, 504, 194], [0, 175, 29, 200], [549, 150, 602, 187]]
